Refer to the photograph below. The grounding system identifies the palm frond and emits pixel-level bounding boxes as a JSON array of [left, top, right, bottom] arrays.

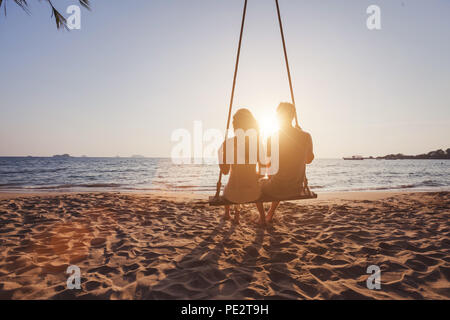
[[49, 4, 67, 30], [79, 0, 90, 10], [1, 0, 91, 30], [9, 0, 31, 15]]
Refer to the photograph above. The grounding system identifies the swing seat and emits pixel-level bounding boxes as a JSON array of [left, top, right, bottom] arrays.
[[208, 190, 317, 206]]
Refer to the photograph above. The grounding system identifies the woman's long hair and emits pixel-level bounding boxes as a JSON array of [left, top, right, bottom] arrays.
[[232, 108, 259, 133], [231, 108, 260, 166]]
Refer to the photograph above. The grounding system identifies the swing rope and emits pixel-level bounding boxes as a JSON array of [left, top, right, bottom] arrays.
[[274, 0, 310, 193], [213, 0, 310, 200], [214, 0, 248, 199], [275, 0, 299, 128]]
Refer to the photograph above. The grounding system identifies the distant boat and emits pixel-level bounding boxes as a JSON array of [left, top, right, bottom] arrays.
[[343, 155, 364, 160], [52, 154, 71, 159]]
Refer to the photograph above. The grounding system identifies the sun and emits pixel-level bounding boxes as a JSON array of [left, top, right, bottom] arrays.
[[259, 116, 279, 140]]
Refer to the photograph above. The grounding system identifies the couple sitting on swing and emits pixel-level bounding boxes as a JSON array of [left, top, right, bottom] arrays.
[[218, 102, 314, 226]]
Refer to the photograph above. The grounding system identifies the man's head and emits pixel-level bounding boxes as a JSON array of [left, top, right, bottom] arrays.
[[276, 102, 295, 127]]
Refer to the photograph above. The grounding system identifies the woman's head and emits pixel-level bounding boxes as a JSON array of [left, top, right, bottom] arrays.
[[232, 108, 259, 133]]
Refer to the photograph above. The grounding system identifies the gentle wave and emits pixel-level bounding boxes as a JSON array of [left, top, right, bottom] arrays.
[[23, 183, 123, 190], [349, 180, 447, 192], [0, 183, 25, 187], [0, 168, 67, 175]]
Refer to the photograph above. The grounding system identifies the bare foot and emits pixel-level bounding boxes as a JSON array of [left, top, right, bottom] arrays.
[[223, 213, 232, 220]]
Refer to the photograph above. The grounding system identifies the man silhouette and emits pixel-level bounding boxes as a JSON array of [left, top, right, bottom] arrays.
[[261, 102, 314, 223]]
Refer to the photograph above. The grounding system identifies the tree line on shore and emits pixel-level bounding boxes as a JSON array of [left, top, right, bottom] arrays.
[[376, 148, 450, 160]]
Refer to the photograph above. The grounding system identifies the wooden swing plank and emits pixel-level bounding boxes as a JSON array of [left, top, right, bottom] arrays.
[[208, 191, 317, 206]]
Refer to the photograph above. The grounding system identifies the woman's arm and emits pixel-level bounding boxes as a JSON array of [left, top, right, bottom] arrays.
[[305, 132, 314, 164], [219, 163, 230, 175]]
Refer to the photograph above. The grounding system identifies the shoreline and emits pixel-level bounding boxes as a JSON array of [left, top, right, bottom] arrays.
[[0, 189, 448, 201]]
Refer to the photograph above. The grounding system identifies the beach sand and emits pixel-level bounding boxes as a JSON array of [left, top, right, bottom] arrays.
[[0, 191, 448, 300]]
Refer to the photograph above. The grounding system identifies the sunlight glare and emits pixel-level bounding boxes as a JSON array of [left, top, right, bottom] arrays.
[[259, 115, 279, 140]]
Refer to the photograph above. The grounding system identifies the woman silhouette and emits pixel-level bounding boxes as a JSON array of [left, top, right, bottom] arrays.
[[218, 108, 266, 224]]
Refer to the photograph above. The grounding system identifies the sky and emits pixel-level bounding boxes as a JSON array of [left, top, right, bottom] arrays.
[[0, 0, 449, 158]]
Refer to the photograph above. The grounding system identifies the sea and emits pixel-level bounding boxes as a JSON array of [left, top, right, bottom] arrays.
[[0, 157, 449, 194]]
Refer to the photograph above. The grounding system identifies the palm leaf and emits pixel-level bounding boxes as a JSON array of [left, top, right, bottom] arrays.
[[78, 0, 90, 10], [49, 2, 67, 30], [0, 0, 91, 29]]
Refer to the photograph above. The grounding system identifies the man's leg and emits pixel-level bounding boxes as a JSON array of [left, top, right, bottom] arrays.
[[266, 201, 280, 223], [233, 205, 240, 224], [255, 202, 266, 225]]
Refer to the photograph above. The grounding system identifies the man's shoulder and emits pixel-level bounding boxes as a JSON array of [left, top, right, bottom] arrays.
[[301, 130, 312, 141], [291, 127, 312, 140]]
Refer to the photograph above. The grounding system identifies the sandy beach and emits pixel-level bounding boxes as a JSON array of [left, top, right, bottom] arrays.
[[0, 191, 448, 300]]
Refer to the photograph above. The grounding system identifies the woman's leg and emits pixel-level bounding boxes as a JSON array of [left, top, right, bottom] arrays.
[[255, 202, 266, 225], [266, 201, 280, 223], [224, 205, 231, 220]]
